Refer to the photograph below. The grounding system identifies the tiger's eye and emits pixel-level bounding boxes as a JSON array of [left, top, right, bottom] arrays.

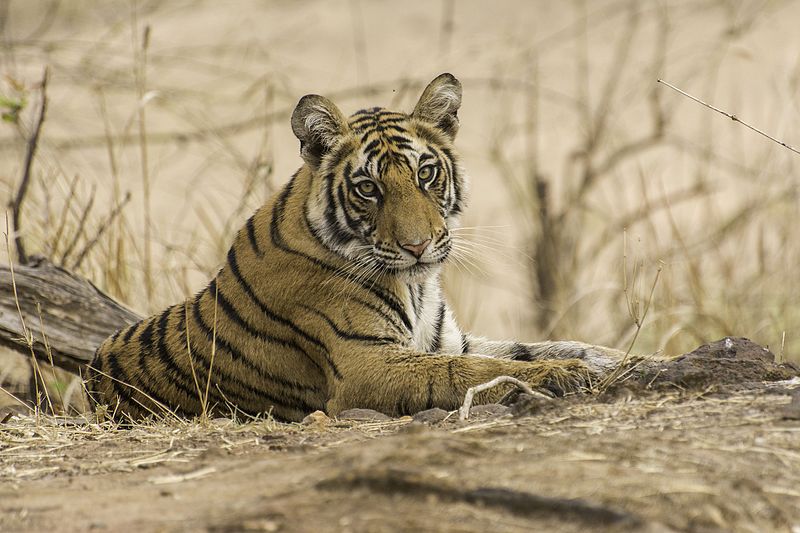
[[355, 180, 378, 199], [418, 165, 438, 187]]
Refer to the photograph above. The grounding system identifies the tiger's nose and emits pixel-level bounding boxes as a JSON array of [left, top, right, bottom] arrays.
[[400, 239, 431, 259]]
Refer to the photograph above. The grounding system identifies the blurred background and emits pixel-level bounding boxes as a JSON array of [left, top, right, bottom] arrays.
[[1, 0, 799, 367]]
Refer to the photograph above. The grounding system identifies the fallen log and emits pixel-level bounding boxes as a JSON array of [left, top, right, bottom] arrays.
[[0, 256, 140, 374]]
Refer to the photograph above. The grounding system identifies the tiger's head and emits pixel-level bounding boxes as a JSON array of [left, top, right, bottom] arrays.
[[292, 73, 465, 281]]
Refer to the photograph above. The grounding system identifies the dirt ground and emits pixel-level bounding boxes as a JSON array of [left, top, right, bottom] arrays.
[[2, 340, 800, 533]]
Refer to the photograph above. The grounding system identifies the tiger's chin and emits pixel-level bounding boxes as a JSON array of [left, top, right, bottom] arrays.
[[385, 260, 446, 283]]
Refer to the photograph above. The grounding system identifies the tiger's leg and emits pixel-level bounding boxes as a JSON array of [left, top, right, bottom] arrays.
[[462, 334, 626, 374], [426, 304, 624, 374], [326, 346, 593, 417]]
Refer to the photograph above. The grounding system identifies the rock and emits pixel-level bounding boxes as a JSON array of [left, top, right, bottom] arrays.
[[468, 404, 511, 419], [301, 410, 331, 427], [338, 408, 391, 422], [640, 337, 800, 391], [682, 337, 774, 362], [412, 408, 449, 424]]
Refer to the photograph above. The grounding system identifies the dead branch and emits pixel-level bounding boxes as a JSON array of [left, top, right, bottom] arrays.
[[0, 257, 141, 373], [10, 67, 49, 265], [657, 79, 800, 157], [459, 376, 549, 421], [58, 185, 96, 266], [70, 191, 132, 270]]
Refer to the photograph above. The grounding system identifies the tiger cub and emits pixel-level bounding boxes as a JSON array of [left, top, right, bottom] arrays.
[[87, 73, 622, 421]]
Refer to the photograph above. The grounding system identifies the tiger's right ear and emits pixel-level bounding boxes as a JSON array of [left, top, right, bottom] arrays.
[[291, 94, 350, 168]]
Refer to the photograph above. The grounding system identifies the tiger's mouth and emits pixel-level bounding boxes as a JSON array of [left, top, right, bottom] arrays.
[[374, 237, 452, 276]]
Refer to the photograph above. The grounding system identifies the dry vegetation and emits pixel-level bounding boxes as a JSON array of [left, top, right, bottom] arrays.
[[1, 0, 800, 531]]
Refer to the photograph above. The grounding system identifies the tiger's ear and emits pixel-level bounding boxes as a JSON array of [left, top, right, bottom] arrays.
[[411, 73, 462, 140], [291, 94, 350, 168]]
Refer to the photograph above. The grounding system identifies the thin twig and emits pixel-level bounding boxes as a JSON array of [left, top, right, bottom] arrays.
[[58, 185, 96, 266], [70, 191, 132, 270], [657, 79, 800, 156], [10, 67, 49, 265], [459, 376, 549, 421], [49, 173, 80, 258]]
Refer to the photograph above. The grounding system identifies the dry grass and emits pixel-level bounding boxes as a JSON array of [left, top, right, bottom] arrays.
[[1, 0, 799, 409], [0, 407, 414, 482]]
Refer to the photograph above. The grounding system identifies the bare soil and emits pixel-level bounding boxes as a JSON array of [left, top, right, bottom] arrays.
[[2, 339, 800, 533]]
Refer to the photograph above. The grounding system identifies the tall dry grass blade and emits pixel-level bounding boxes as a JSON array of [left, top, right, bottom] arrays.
[[132, 10, 154, 306]]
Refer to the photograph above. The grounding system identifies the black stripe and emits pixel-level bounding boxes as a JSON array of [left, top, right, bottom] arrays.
[[138, 319, 155, 352], [175, 304, 287, 414], [196, 284, 321, 393], [131, 318, 194, 417], [300, 305, 398, 345], [408, 284, 418, 318], [387, 134, 412, 145], [153, 306, 223, 409], [213, 278, 326, 377], [122, 322, 139, 343], [191, 293, 321, 414], [429, 303, 446, 353], [246, 215, 262, 256], [106, 348, 182, 418], [226, 246, 341, 380], [352, 295, 407, 338], [510, 343, 532, 361], [337, 184, 362, 234], [103, 351, 137, 405], [362, 139, 380, 153], [322, 171, 352, 247], [461, 332, 470, 354], [349, 116, 378, 129]]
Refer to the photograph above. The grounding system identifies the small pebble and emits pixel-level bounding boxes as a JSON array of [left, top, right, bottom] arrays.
[[338, 408, 391, 422], [411, 408, 449, 425], [302, 410, 331, 427]]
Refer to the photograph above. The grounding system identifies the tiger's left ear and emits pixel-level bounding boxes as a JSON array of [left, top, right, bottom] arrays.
[[291, 94, 350, 169], [411, 73, 462, 140]]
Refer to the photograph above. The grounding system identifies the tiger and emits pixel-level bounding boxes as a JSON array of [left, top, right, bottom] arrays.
[[86, 73, 623, 422]]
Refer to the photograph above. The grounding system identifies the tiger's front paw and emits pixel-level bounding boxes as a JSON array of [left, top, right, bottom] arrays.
[[522, 359, 593, 397]]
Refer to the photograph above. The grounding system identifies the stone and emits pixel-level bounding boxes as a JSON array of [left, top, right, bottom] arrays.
[[337, 408, 391, 422], [411, 408, 450, 424], [301, 410, 331, 427]]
